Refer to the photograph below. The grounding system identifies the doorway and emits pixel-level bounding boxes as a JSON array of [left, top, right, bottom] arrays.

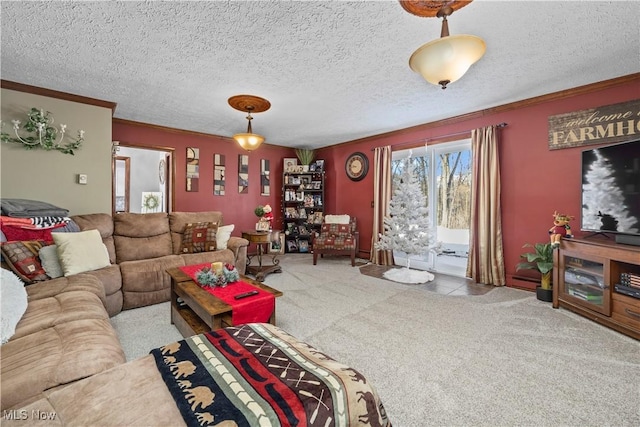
[[112, 142, 174, 215], [391, 139, 471, 277]]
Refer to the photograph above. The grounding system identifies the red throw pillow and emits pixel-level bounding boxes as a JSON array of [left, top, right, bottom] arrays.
[[1, 240, 50, 283], [1, 224, 64, 243], [180, 222, 218, 254]]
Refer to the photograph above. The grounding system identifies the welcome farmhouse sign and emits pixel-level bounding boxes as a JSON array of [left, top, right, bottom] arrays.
[[548, 99, 640, 150]]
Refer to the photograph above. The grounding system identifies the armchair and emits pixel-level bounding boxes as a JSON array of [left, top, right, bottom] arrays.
[[312, 215, 359, 266]]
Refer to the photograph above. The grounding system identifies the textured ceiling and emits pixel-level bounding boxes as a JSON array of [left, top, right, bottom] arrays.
[[1, 1, 639, 149]]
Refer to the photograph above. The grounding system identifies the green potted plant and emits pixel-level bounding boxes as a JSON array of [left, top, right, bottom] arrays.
[[295, 149, 316, 171], [516, 242, 554, 302]]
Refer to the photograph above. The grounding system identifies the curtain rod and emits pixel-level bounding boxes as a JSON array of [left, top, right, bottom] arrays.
[[371, 122, 508, 151]]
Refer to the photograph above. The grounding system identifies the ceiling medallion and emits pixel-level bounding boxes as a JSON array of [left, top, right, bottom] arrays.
[[398, 0, 473, 18], [228, 95, 271, 151]]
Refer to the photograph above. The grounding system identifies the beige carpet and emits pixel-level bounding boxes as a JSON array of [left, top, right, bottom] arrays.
[[111, 254, 640, 427]]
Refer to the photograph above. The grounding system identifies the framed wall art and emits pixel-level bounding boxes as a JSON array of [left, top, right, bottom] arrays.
[[238, 154, 249, 194], [261, 159, 270, 196], [214, 154, 225, 196], [186, 147, 199, 192]]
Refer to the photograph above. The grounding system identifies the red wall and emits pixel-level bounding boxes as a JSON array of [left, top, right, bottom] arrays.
[[113, 78, 640, 290], [112, 122, 294, 234], [317, 79, 640, 289]]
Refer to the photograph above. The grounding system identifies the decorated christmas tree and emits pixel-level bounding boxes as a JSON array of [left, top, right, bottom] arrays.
[[582, 149, 639, 233], [376, 158, 435, 282]]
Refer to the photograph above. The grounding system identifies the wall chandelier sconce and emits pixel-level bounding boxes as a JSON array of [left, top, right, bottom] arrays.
[[0, 107, 85, 155], [400, 0, 486, 89], [228, 95, 271, 151]]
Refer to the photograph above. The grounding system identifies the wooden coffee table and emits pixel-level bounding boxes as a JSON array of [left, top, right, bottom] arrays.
[[166, 267, 283, 338]]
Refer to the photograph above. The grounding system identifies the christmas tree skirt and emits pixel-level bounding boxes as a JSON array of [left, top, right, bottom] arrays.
[[383, 267, 434, 284]]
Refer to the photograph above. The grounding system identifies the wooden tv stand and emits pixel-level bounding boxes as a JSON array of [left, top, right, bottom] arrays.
[[553, 238, 640, 340]]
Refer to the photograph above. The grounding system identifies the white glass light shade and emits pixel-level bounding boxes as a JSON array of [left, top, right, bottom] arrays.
[[233, 133, 265, 151], [409, 34, 486, 88]]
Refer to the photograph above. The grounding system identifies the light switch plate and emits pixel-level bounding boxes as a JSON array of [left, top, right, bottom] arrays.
[[78, 174, 88, 185]]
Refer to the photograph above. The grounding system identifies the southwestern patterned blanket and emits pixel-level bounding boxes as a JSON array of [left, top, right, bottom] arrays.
[[150, 323, 391, 427]]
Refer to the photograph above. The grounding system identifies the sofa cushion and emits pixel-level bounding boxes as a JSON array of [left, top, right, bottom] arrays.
[[52, 230, 111, 276], [119, 255, 184, 309], [76, 266, 123, 316], [38, 245, 64, 279], [217, 224, 235, 250], [113, 213, 172, 262], [169, 211, 222, 255], [0, 317, 126, 411], [179, 221, 218, 253], [25, 274, 107, 308], [1, 269, 28, 344], [1, 240, 50, 283], [6, 355, 185, 426], [11, 290, 108, 340], [324, 214, 350, 224], [320, 222, 353, 237], [71, 213, 116, 264]]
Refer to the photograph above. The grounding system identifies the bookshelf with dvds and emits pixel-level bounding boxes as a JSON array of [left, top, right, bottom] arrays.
[[282, 171, 325, 253], [553, 238, 640, 339]]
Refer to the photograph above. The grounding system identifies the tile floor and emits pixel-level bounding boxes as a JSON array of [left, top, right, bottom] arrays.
[[359, 263, 493, 296]]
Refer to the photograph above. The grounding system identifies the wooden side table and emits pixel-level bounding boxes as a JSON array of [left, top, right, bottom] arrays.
[[241, 230, 282, 281]]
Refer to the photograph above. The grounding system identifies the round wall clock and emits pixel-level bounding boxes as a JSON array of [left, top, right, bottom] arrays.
[[345, 152, 369, 181]]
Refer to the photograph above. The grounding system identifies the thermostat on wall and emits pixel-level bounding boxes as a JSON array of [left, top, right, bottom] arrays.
[[77, 174, 88, 185]]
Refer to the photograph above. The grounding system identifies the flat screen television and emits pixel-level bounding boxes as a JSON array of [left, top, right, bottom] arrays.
[[581, 139, 640, 241]]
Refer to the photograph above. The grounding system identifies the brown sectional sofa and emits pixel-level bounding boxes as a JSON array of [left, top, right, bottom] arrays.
[[0, 211, 249, 412], [73, 211, 248, 315]]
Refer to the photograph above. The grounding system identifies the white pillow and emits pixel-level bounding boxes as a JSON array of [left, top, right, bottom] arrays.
[[1, 269, 28, 344], [52, 230, 110, 276], [325, 214, 350, 224], [216, 224, 235, 250], [39, 244, 64, 279]]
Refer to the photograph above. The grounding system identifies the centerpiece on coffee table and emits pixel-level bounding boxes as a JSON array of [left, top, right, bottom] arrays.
[[195, 262, 240, 287]]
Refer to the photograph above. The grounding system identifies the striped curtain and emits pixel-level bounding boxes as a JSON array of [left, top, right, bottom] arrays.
[[466, 126, 506, 286], [370, 146, 394, 265]]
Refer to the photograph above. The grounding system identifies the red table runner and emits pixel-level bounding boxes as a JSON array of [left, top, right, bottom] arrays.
[[179, 263, 275, 326]]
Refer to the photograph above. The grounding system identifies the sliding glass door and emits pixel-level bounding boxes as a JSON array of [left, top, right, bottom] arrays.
[[391, 140, 471, 276]]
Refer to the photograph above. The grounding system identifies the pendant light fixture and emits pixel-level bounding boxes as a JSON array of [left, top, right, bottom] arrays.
[[400, 0, 485, 89], [228, 95, 271, 151]]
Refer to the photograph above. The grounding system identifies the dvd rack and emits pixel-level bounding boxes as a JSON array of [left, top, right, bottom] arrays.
[[614, 272, 640, 299]]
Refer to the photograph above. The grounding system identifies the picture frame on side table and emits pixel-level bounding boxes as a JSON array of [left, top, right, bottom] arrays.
[[255, 221, 270, 231], [269, 234, 285, 255]]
